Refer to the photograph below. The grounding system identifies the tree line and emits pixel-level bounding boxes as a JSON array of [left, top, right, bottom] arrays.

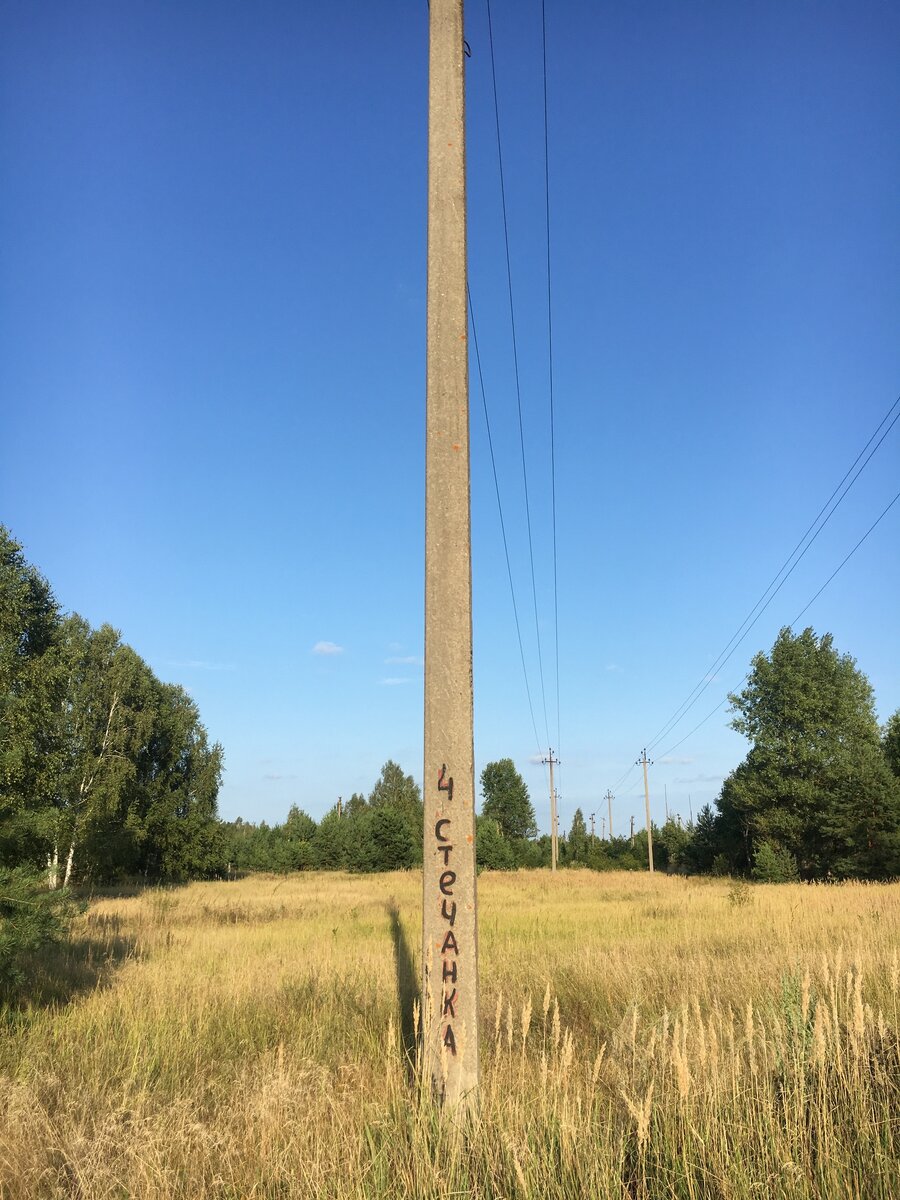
[[4, 526, 899, 890], [1, 527, 224, 888], [223, 627, 900, 883]]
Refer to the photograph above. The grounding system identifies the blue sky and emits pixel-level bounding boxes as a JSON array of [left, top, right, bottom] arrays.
[[3, 1, 899, 836]]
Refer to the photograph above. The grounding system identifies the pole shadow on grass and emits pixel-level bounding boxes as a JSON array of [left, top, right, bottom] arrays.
[[386, 898, 420, 1084]]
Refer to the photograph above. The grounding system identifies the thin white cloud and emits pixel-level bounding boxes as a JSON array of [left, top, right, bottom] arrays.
[[381, 677, 412, 686], [312, 641, 343, 656], [674, 773, 721, 785], [660, 755, 694, 765], [385, 655, 423, 666], [605, 663, 623, 673], [264, 773, 297, 781], [528, 754, 545, 765]]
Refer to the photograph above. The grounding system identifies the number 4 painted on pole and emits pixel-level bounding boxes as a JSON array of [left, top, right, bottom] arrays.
[[438, 764, 454, 803]]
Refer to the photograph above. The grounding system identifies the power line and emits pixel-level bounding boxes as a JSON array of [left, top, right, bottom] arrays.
[[468, 286, 545, 765], [655, 480, 900, 761], [485, 0, 551, 749], [541, 0, 561, 768], [646, 393, 900, 752]]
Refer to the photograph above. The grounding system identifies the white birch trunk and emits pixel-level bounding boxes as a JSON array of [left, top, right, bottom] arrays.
[[47, 844, 59, 890], [62, 838, 76, 890]]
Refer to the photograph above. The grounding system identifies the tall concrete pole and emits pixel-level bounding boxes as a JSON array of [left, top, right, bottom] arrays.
[[637, 749, 655, 873], [422, 0, 479, 1109]]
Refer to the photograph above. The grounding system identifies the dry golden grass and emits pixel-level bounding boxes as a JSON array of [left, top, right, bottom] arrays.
[[1, 870, 898, 1198]]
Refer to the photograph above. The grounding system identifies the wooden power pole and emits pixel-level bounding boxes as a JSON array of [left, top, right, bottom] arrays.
[[422, 0, 478, 1108], [542, 748, 560, 871], [637, 748, 654, 873]]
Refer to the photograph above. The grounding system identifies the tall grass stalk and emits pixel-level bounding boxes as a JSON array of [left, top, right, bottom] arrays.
[[1, 870, 897, 1198]]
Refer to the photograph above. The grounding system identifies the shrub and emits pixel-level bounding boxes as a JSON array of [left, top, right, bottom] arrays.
[[0, 868, 78, 997], [752, 840, 800, 883]]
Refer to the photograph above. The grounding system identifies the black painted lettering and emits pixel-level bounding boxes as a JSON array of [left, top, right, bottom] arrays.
[[442, 959, 458, 983], [435, 818, 451, 842], [438, 764, 454, 803], [439, 844, 454, 865], [443, 1024, 457, 1056], [441, 898, 457, 926], [441, 929, 459, 955], [439, 870, 456, 896], [442, 988, 458, 1019]]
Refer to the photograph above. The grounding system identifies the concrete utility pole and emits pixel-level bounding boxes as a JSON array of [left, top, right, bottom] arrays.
[[630, 814, 635, 846], [422, 0, 478, 1109], [590, 812, 595, 844], [542, 749, 560, 871], [337, 796, 342, 819], [637, 748, 655, 873], [605, 789, 614, 840], [664, 783, 669, 822], [601, 815, 606, 840]]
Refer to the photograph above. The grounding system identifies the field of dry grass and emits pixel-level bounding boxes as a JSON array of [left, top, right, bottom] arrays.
[[1, 869, 898, 1198]]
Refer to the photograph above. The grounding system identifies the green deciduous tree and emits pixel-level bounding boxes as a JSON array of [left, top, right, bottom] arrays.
[[718, 627, 900, 879], [480, 759, 537, 841], [0, 528, 61, 867], [1, 528, 226, 887]]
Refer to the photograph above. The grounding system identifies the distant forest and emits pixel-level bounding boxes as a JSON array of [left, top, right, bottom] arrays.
[[3, 526, 900, 889]]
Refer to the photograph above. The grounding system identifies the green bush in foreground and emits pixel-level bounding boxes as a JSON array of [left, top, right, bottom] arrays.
[[0, 867, 78, 996]]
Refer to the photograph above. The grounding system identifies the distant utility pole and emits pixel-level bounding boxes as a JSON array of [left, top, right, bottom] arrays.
[[664, 784, 669, 822], [590, 813, 595, 844], [601, 815, 606, 840], [542, 748, 560, 871], [337, 795, 343, 819], [605, 789, 614, 840], [422, 0, 478, 1110], [630, 814, 635, 846], [689, 793, 693, 823], [636, 749, 655, 874]]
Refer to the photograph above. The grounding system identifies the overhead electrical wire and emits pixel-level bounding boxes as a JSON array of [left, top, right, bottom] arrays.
[[541, 0, 562, 767], [645, 393, 900, 753], [468, 286, 546, 766], [485, 0, 551, 750], [654, 480, 900, 762], [608, 394, 900, 795]]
